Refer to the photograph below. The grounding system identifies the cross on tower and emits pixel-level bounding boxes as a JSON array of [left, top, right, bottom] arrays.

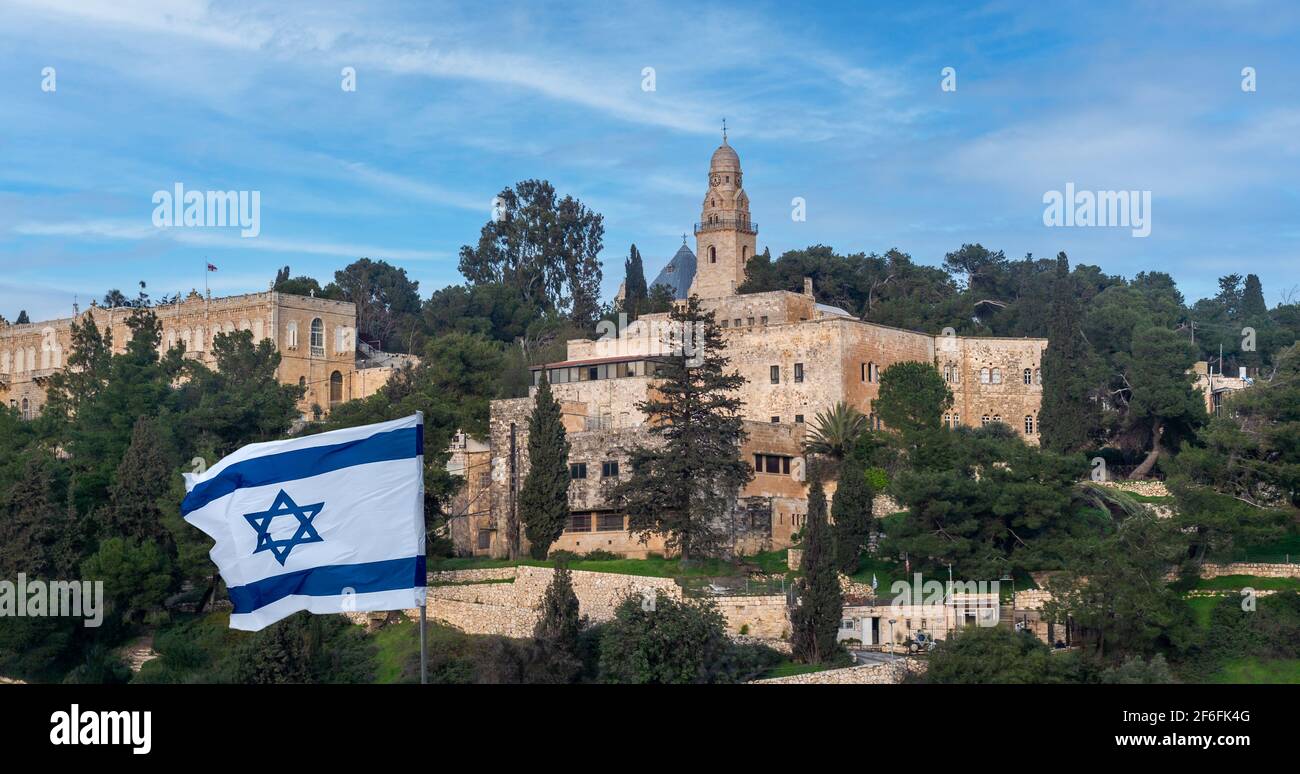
[[722, 117, 727, 142]]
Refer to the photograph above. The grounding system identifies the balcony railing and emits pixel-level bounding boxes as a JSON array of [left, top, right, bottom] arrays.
[[694, 218, 758, 235]]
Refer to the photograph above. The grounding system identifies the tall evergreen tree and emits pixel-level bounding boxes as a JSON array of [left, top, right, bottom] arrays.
[[1241, 273, 1267, 318], [534, 564, 583, 650], [622, 244, 648, 319], [104, 415, 172, 543], [15, 310, 29, 324], [831, 457, 873, 574], [518, 376, 571, 559], [1125, 326, 1208, 479], [1040, 252, 1100, 453], [608, 297, 752, 561], [790, 479, 842, 664]]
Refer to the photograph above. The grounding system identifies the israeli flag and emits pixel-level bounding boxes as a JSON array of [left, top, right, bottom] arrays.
[[182, 414, 426, 631]]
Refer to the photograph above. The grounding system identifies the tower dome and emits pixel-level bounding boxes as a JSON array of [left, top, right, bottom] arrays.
[[710, 141, 740, 172]]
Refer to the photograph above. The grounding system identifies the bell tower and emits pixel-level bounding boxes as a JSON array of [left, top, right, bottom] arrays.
[[690, 121, 756, 299]]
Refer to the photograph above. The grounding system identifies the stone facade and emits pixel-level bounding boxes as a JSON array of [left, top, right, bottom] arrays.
[[467, 137, 1047, 560], [0, 289, 405, 419]]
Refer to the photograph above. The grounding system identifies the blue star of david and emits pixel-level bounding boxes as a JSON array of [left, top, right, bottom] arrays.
[[243, 489, 324, 565]]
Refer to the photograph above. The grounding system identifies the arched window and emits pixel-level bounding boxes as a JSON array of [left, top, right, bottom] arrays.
[[298, 376, 306, 390], [286, 321, 299, 348], [20, 398, 30, 421], [329, 370, 343, 405], [1023, 368, 1032, 385], [1034, 368, 1042, 385], [1025, 415, 1035, 434], [867, 362, 877, 383], [943, 413, 951, 427], [979, 368, 990, 384], [981, 414, 991, 426], [310, 318, 325, 357], [993, 414, 1002, 423], [991, 368, 1002, 384], [952, 413, 960, 427], [709, 246, 717, 264]]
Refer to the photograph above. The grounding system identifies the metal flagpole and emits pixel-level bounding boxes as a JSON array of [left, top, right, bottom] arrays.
[[419, 603, 428, 684]]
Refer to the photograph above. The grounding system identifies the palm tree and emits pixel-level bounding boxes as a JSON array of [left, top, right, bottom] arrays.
[[803, 402, 867, 460]]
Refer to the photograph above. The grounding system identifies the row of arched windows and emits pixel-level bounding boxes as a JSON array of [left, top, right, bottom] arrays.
[[943, 413, 1038, 434], [976, 366, 1042, 385]]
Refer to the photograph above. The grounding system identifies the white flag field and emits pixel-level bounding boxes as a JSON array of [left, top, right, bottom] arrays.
[[182, 414, 426, 631]]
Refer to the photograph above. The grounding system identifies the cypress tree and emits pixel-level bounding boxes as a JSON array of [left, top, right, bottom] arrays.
[[535, 564, 582, 648], [519, 376, 571, 559], [831, 457, 873, 574], [623, 244, 648, 319], [1039, 252, 1099, 453], [1242, 273, 1266, 318], [791, 479, 843, 664], [105, 415, 172, 543]]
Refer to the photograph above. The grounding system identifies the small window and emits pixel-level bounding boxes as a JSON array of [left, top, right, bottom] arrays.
[[981, 415, 990, 426], [1025, 415, 1035, 434], [953, 413, 959, 427], [771, 416, 780, 424], [601, 460, 619, 478], [747, 317, 755, 327], [770, 365, 780, 384], [794, 363, 804, 383], [841, 619, 855, 630], [1023, 368, 1032, 385], [991, 368, 1002, 385], [709, 246, 717, 263], [566, 513, 592, 532], [861, 363, 867, 382], [721, 319, 729, 328], [570, 463, 588, 480], [734, 318, 742, 327], [795, 414, 804, 424], [980, 368, 990, 384], [760, 316, 768, 325], [477, 530, 492, 550], [1034, 368, 1042, 385]]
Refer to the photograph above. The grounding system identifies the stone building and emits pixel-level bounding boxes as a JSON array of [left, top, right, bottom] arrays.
[[465, 135, 1047, 559], [0, 288, 409, 419], [1191, 360, 1252, 416]]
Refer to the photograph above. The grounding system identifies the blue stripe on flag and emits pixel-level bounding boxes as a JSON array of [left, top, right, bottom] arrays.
[[182, 426, 422, 517], [228, 555, 427, 614]]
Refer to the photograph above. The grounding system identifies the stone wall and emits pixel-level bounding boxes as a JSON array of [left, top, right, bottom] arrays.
[[713, 595, 789, 639], [1194, 562, 1300, 580], [415, 566, 683, 637], [750, 657, 925, 684]]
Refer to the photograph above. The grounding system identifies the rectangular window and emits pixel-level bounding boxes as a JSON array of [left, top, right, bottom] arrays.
[[570, 463, 587, 480], [760, 316, 769, 325], [721, 319, 729, 328], [747, 317, 755, 327], [861, 363, 867, 382], [477, 530, 492, 550], [566, 513, 591, 532], [601, 460, 619, 478], [794, 363, 804, 382], [596, 513, 624, 531], [770, 365, 780, 384], [765, 455, 781, 474], [734, 319, 742, 327], [771, 416, 780, 423], [795, 414, 804, 424]]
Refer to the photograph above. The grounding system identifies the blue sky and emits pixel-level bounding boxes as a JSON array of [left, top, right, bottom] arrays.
[[1, 0, 1297, 322]]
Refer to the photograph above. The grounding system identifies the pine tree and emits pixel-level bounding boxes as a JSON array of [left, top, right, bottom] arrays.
[[623, 244, 648, 319], [1040, 252, 1099, 453], [791, 479, 842, 664], [608, 297, 752, 561], [519, 376, 571, 559], [831, 457, 873, 574]]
